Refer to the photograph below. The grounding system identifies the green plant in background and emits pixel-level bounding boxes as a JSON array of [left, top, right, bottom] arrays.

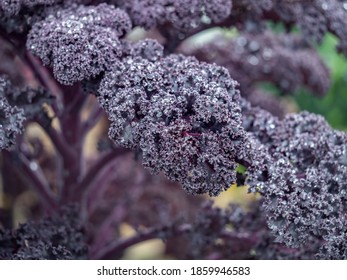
[[295, 34, 347, 130]]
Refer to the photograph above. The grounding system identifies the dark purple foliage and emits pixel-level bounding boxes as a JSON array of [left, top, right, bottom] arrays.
[[0, 0, 85, 33], [26, 3, 131, 84], [0, 0, 346, 261], [0, 205, 87, 260], [229, 0, 347, 56], [98, 43, 258, 196], [165, 199, 322, 260], [115, 0, 232, 32], [0, 76, 25, 150], [0, 37, 24, 84], [241, 100, 347, 259], [0, 1, 59, 16], [247, 89, 286, 119], [189, 31, 331, 97]]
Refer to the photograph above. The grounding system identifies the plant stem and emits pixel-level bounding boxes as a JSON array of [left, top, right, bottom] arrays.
[[77, 147, 129, 194], [5, 151, 59, 211], [92, 224, 192, 260]]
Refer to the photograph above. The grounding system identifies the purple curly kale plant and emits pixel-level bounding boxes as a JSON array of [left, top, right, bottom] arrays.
[[0, 0, 347, 260], [98, 45, 257, 196]]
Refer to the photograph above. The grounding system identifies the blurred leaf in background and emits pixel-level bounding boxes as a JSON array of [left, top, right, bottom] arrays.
[[294, 34, 347, 130]]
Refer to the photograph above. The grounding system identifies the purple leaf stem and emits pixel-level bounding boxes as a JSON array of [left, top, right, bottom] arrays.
[[92, 224, 192, 259], [13, 152, 58, 211]]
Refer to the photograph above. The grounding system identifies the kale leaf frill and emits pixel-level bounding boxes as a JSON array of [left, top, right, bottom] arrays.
[[263, 113, 347, 259], [242, 101, 347, 259], [0, 77, 25, 150], [97, 41, 258, 196], [26, 3, 132, 85]]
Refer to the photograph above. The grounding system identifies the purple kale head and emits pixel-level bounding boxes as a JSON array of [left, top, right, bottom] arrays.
[[98, 41, 256, 196], [26, 3, 132, 85], [243, 110, 347, 259]]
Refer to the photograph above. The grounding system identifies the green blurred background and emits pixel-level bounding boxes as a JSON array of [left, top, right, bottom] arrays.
[[293, 34, 347, 130]]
